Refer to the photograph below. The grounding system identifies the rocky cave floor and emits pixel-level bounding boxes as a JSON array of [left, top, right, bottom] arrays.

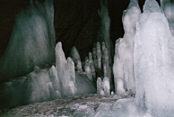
[[0, 94, 126, 117]]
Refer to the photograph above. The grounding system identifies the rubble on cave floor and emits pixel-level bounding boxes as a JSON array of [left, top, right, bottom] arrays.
[[0, 94, 127, 117]]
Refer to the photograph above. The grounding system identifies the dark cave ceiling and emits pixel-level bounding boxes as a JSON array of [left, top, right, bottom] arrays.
[[0, 0, 161, 59]]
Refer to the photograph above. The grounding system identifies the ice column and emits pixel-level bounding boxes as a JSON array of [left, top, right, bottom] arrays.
[[113, 0, 140, 96]]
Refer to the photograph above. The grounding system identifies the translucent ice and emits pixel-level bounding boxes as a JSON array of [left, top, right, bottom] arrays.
[[113, 0, 140, 96], [134, 0, 174, 115], [55, 42, 77, 97]]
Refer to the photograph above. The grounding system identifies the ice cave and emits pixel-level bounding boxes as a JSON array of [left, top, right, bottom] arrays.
[[0, 0, 174, 116]]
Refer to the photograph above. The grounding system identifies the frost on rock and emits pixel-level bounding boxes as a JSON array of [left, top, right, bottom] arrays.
[[0, 0, 56, 81], [113, 0, 140, 96], [70, 46, 82, 72]]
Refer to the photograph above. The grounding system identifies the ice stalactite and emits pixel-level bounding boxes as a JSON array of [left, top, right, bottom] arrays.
[[113, 0, 141, 96], [0, 0, 56, 81]]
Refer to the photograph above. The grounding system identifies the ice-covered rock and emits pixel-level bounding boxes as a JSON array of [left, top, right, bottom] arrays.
[[113, 0, 140, 96], [0, 0, 56, 81], [70, 46, 83, 72]]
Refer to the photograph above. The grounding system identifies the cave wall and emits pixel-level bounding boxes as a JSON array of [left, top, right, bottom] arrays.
[[0, 0, 133, 80]]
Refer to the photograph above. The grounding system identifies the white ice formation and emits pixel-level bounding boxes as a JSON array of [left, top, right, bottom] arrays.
[[97, 76, 110, 96], [70, 46, 83, 72], [113, 0, 141, 96], [1, 42, 96, 108], [0, 0, 56, 80], [109, 0, 174, 116]]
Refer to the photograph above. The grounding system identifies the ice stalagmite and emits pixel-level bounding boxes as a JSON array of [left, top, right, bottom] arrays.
[[49, 65, 61, 98], [0, 0, 56, 81], [96, 42, 102, 70], [70, 46, 82, 72], [89, 52, 96, 79], [94, 0, 174, 116], [97, 77, 104, 96], [134, 0, 174, 116], [161, 0, 174, 36], [113, 0, 140, 96], [84, 57, 93, 81], [98, 0, 113, 61], [103, 77, 110, 96], [102, 42, 111, 82], [55, 42, 77, 97]]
